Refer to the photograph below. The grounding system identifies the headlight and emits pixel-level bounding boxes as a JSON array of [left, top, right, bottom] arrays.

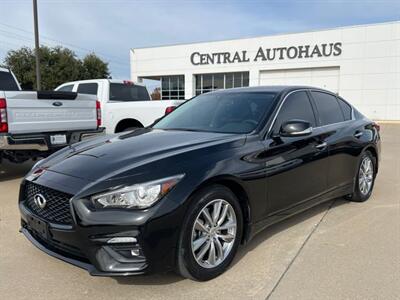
[[91, 174, 184, 209]]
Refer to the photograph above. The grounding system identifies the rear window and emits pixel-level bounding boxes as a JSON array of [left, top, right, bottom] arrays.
[[0, 71, 19, 91], [77, 83, 98, 95], [109, 83, 150, 102], [311, 91, 344, 126], [337, 97, 352, 120]]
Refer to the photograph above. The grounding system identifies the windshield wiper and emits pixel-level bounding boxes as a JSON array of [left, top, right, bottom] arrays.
[[159, 127, 229, 133], [161, 128, 209, 132]]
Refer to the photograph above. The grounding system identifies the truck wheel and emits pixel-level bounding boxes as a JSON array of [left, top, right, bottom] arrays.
[[115, 119, 144, 133]]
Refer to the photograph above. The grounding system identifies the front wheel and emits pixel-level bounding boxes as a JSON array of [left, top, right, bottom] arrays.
[[177, 185, 243, 281], [346, 151, 376, 202]]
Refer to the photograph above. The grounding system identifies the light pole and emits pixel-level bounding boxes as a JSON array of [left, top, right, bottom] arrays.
[[33, 0, 41, 90]]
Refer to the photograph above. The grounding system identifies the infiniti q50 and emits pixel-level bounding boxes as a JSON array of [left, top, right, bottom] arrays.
[[19, 86, 380, 281]]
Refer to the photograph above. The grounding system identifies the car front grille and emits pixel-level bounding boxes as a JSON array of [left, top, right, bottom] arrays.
[[24, 181, 73, 225]]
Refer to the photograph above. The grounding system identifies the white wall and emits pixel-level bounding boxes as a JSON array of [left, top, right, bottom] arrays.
[[131, 22, 400, 120], [259, 67, 340, 93]]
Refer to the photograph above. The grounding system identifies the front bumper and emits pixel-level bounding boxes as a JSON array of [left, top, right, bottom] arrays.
[[0, 127, 105, 152], [20, 227, 148, 276], [18, 176, 182, 276], [19, 202, 151, 276]]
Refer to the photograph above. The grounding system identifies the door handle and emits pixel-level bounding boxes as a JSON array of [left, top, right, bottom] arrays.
[[354, 131, 363, 138], [315, 142, 328, 150]]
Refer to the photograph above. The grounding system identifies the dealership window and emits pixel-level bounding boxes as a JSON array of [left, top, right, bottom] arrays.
[[161, 75, 185, 100], [195, 72, 249, 95]]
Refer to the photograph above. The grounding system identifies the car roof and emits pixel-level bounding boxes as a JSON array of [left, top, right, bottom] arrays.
[[211, 85, 335, 95]]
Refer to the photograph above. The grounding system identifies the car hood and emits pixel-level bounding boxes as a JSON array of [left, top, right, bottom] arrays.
[[38, 128, 246, 181]]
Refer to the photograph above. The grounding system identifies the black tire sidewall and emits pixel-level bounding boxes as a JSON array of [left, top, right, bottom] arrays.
[[178, 185, 243, 281]]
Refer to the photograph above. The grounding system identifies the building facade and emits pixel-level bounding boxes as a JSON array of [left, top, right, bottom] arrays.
[[130, 21, 400, 120]]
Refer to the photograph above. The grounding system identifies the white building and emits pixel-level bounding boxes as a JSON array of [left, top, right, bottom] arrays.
[[130, 21, 400, 120]]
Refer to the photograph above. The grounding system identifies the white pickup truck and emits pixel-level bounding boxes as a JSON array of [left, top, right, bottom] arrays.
[[0, 67, 105, 163], [55, 79, 184, 133]]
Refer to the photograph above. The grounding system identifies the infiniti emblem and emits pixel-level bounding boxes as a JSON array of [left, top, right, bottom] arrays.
[[34, 194, 47, 209]]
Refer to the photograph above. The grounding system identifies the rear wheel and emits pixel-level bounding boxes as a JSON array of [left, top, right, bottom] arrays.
[[177, 185, 243, 281], [346, 151, 376, 202]]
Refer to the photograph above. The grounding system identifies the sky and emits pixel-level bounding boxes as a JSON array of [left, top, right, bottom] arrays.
[[0, 0, 399, 80]]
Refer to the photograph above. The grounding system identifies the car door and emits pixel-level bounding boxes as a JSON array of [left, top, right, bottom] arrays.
[[263, 90, 329, 215], [309, 91, 360, 192]]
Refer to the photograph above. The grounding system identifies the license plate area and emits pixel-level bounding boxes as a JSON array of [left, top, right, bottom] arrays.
[[27, 215, 49, 240], [50, 134, 67, 145]]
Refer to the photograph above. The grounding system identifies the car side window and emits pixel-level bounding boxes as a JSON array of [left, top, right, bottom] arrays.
[[77, 83, 98, 95], [337, 97, 352, 121], [57, 84, 74, 92], [311, 91, 345, 125], [273, 91, 316, 133]]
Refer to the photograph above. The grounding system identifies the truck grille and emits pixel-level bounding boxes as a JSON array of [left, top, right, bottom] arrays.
[[24, 181, 73, 225]]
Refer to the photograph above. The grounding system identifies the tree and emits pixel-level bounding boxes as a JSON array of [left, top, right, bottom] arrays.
[[3, 46, 110, 90], [4, 47, 36, 90], [81, 53, 109, 79]]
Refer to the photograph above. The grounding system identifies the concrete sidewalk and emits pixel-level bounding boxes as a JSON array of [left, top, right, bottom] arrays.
[[0, 125, 399, 300]]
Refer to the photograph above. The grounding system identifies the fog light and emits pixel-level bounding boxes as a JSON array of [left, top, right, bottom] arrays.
[[107, 237, 137, 244], [130, 249, 140, 256]]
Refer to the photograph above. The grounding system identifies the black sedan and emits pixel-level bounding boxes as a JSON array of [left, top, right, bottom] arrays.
[[19, 86, 380, 281]]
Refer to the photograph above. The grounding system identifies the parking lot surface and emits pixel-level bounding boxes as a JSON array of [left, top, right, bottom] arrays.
[[0, 124, 399, 300]]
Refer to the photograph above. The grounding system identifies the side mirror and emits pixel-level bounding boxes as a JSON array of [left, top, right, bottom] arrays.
[[280, 120, 312, 137]]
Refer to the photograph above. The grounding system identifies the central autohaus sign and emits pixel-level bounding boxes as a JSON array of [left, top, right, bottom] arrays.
[[190, 42, 342, 65]]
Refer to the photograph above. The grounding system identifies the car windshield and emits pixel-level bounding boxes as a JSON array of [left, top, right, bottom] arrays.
[[153, 91, 277, 134]]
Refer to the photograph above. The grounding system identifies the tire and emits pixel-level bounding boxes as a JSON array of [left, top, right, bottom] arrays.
[[177, 185, 243, 281], [345, 151, 376, 202]]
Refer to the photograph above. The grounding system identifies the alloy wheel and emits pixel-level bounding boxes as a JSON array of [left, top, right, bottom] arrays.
[[191, 199, 237, 268], [359, 156, 374, 195]]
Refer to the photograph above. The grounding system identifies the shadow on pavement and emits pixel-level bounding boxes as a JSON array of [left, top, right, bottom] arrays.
[[232, 199, 347, 265], [0, 160, 35, 182], [115, 272, 185, 286]]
